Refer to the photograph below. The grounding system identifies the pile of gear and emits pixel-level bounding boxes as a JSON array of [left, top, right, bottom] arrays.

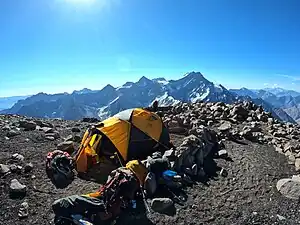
[[46, 107, 220, 225]]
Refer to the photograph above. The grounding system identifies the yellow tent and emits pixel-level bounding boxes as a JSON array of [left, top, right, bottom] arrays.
[[74, 108, 171, 175]]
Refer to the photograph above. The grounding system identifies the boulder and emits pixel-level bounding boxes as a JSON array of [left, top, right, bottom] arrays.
[[7, 130, 21, 138], [34, 120, 54, 128], [150, 198, 174, 213], [18, 202, 29, 219], [0, 164, 10, 175], [24, 163, 34, 173], [42, 127, 54, 133], [218, 122, 232, 132], [295, 159, 300, 171], [207, 120, 214, 126], [57, 141, 75, 154], [19, 120, 37, 130], [65, 135, 74, 142], [273, 131, 287, 138], [277, 178, 300, 200], [45, 132, 60, 140], [9, 179, 27, 198], [3, 125, 11, 131], [71, 127, 81, 133], [168, 120, 180, 128], [12, 153, 25, 162], [45, 136, 55, 141], [218, 150, 228, 158], [82, 118, 100, 123], [230, 105, 248, 119], [9, 164, 22, 173]]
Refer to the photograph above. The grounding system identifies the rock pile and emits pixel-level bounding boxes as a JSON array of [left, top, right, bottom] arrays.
[[160, 101, 300, 171]]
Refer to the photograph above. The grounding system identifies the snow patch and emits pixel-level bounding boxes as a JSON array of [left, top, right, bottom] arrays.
[[109, 97, 120, 105], [98, 105, 109, 120], [116, 84, 132, 90], [190, 88, 210, 103], [152, 92, 180, 106], [157, 80, 169, 85]]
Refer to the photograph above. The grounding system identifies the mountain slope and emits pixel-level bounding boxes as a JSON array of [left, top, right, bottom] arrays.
[[0, 95, 30, 111]]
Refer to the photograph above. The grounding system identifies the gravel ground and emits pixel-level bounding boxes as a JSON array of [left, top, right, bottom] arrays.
[[1, 118, 300, 225]]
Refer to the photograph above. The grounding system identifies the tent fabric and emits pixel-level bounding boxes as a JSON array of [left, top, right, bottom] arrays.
[[131, 108, 162, 142], [98, 117, 131, 161], [74, 108, 170, 174]]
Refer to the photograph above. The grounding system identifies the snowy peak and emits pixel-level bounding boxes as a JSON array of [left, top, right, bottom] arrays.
[[101, 84, 115, 93], [73, 88, 94, 95], [183, 71, 204, 79], [152, 78, 169, 85], [137, 76, 153, 87]]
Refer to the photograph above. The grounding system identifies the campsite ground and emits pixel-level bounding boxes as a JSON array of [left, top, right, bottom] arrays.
[[1, 118, 300, 225]]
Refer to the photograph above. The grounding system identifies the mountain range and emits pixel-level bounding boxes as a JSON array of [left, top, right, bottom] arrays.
[[1, 72, 299, 124], [230, 88, 300, 123], [0, 95, 30, 111]]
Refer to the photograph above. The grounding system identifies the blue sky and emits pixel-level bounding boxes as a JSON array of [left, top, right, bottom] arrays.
[[0, 0, 300, 97]]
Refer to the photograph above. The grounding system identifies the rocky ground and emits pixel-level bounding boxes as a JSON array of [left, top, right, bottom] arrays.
[[1, 101, 300, 225]]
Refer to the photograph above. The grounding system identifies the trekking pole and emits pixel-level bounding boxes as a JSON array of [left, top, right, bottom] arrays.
[[140, 185, 151, 214]]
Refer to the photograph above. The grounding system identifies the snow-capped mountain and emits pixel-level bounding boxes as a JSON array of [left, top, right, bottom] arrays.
[[1, 72, 297, 123]]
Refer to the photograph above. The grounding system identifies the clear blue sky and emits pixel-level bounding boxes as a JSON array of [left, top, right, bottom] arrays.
[[0, 0, 300, 97]]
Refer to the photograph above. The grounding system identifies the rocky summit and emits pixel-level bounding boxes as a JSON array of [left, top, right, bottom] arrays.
[[1, 101, 300, 225]]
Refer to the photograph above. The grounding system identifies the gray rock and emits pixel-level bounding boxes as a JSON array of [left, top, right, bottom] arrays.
[[35, 120, 54, 128], [168, 120, 179, 128], [218, 122, 232, 132], [57, 141, 75, 153], [295, 159, 300, 171], [246, 117, 253, 122], [218, 150, 228, 158], [45, 132, 60, 140], [71, 127, 81, 132], [12, 153, 24, 162], [9, 179, 26, 197], [151, 198, 174, 213], [19, 120, 37, 130], [3, 125, 11, 131], [276, 214, 286, 221], [0, 164, 10, 175], [45, 136, 55, 141], [288, 155, 296, 165], [65, 135, 74, 142], [24, 163, 33, 173], [7, 130, 21, 138], [207, 120, 214, 126], [273, 131, 287, 138], [18, 202, 29, 219], [42, 127, 54, 133], [9, 164, 19, 173], [230, 105, 249, 119], [277, 178, 300, 200], [169, 127, 187, 134]]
